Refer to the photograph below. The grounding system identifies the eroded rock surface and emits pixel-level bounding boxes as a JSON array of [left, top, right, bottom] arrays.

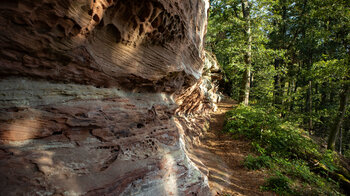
[[0, 0, 220, 195], [0, 0, 208, 92]]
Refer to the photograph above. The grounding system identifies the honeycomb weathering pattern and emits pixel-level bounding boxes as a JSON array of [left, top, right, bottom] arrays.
[[0, 0, 221, 195], [0, 0, 209, 92]]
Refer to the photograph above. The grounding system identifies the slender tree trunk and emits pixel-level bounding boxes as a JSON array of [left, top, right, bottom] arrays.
[[287, 81, 292, 113], [239, 0, 251, 105], [274, 59, 283, 107], [250, 72, 254, 89], [287, 81, 291, 96], [239, 69, 251, 105], [290, 80, 298, 112], [308, 80, 313, 132], [320, 83, 327, 109], [328, 83, 350, 150], [339, 127, 343, 154]]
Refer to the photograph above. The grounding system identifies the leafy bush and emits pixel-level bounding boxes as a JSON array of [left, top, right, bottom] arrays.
[[345, 149, 350, 159], [274, 158, 316, 184], [262, 173, 292, 195], [224, 104, 345, 195], [225, 104, 320, 159], [321, 150, 339, 173], [244, 154, 271, 170]]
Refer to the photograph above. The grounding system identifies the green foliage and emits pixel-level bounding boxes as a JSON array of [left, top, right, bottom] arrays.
[[225, 105, 320, 159], [345, 149, 350, 159], [244, 154, 271, 170], [206, 0, 278, 99], [225, 105, 344, 195], [208, 0, 350, 194], [208, 0, 350, 147], [274, 158, 316, 184], [320, 150, 339, 173], [262, 173, 293, 195]]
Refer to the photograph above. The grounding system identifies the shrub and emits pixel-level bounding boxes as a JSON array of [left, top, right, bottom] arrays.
[[274, 158, 317, 184], [244, 154, 271, 170], [224, 104, 320, 159], [224, 104, 345, 195], [262, 173, 292, 195], [345, 149, 350, 159]]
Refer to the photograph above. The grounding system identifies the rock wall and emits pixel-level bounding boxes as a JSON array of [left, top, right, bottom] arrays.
[[0, 0, 220, 195]]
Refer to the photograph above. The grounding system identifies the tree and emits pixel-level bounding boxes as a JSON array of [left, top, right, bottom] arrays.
[[328, 82, 350, 150], [238, 0, 252, 105], [207, 0, 350, 151]]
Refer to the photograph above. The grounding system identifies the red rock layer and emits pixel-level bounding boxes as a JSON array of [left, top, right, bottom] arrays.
[[0, 0, 219, 195], [0, 0, 208, 92]]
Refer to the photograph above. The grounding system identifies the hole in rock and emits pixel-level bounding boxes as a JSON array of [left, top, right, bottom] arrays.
[[138, 3, 152, 22], [132, 17, 138, 29], [139, 24, 144, 36], [52, 131, 63, 135], [158, 25, 165, 33], [70, 24, 82, 36], [114, 145, 121, 151], [151, 17, 161, 28], [35, 21, 51, 34], [55, 24, 66, 37], [75, 112, 87, 118], [57, 24, 65, 32], [137, 123, 144, 128], [93, 14, 100, 22], [105, 24, 121, 43], [88, 9, 93, 15]]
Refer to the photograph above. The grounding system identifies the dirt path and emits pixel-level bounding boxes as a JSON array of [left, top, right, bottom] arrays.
[[194, 99, 273, 196]]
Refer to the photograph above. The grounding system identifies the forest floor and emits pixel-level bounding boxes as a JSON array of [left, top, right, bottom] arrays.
[[193, 99, 274, 196]]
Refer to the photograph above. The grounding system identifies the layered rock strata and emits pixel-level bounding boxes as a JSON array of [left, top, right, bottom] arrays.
[[0, 0, 221, 195]]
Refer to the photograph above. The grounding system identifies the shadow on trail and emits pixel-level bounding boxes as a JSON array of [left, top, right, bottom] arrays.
[[190, 99, 274, 196]]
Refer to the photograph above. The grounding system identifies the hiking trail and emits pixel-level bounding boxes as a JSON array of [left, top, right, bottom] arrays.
[[193, 99, 274, 196]]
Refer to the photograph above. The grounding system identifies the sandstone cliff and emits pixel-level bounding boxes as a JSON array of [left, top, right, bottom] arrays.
[[0, 0, 221, 195]]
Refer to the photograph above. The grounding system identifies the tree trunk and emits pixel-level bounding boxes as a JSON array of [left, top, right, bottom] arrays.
[[339, 127, 343, 154], [320, 82, 327, 109], [308, 80, 313, 132], [290, 80, 298, 112], [274, 59, 283, 107], [328, 83, 350, 150], [239, 69, 251, 105], [250, 72, 254, 89], [239, 0, 251, 105]]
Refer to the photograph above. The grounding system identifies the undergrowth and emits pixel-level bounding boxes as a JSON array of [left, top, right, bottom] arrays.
[[224, 104, 347, 195]]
